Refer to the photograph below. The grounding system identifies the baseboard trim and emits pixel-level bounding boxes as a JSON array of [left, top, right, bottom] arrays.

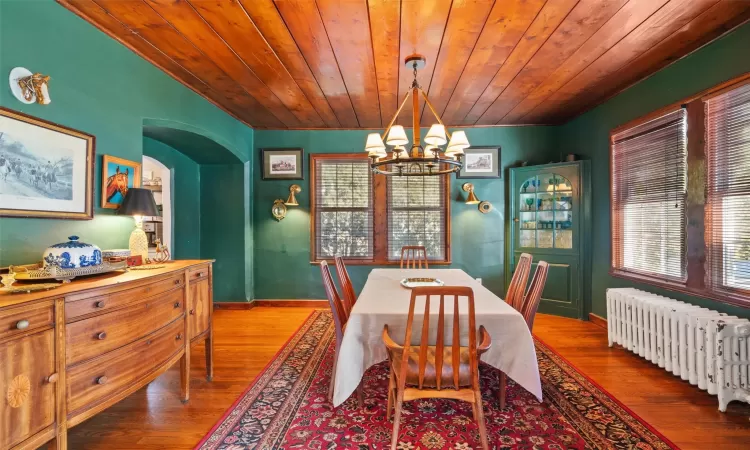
[[253, 300, 328, 307], [214, 302, 255, 310], [589, 313, 607, 329]]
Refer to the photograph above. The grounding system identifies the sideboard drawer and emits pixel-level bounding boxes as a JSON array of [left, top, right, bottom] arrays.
[[66, 273, 184, 321], [188, 264, 209, 283], [66, 318, 184, 415], [0, 300, 54, 340], [66, 288, 184, 366]]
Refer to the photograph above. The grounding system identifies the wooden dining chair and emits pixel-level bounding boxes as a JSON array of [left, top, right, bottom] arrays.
[[320, 261, 363, 406], [400, 245, 429, 269], [506, 253, 533, 311], [492, 260, 550, 410], [334, 256, 356, 317], [382, 286, 491, 450]]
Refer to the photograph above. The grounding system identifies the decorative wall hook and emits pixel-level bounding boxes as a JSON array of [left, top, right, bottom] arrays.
[[9, 67, 51, 105]]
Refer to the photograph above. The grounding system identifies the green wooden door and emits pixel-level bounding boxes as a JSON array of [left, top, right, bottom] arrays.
[[508, 162, 590, 319]]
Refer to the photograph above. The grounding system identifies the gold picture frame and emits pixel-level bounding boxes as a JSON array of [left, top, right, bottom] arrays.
[[0, 107, 95, 220], [101, 155, 141, 209]]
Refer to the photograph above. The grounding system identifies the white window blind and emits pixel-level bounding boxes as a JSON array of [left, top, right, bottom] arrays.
[[706, 82, 750, 294], [611, 108, 687, 282], [387, 176, 447, 261], [313, 156, 373, 260]]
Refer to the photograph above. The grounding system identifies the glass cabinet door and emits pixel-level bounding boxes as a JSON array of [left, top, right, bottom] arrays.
[[518, 173, 574, 249]]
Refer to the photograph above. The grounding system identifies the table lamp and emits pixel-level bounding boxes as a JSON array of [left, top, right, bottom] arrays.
[[118, 187, 158, 262]]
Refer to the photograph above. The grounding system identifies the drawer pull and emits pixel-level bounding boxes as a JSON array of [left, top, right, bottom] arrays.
[[15, 320, 30, 330], [146, 339, 152, 345], [96, 332, 107, 340], [195, 272, 204, 278], [96, 376, 108, 385], [174, 279, 181, 285], [94, 300, 106, 308], [189, 309, 195, 315], [174, 302, 181, 309], [176, 333, 183, 341], [46, 373, 59, 384]]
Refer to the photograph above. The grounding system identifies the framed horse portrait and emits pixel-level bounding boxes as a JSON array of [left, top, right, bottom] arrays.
[[0, 107, 95, 219], [101, 155, 141, 209]]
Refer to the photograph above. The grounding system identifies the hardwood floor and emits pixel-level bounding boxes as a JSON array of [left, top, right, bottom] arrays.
[[64, 308, 750, 449]]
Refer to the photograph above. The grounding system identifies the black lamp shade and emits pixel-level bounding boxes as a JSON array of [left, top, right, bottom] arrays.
[[118, 188, 158, 217]]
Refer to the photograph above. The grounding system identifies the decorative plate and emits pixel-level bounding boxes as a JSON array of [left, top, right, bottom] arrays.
[[400, 277, 444, 289]]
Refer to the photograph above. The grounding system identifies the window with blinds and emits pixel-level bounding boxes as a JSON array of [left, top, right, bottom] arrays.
[[387, 176, 448, 261], [611, 108, 688, 282], [312, 155, 373, 260], [706, 82, 750, 294]]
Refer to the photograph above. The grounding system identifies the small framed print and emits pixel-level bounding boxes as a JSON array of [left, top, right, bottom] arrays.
[[101, 155, 141, 209], [262, 148, 304, 180], [457, 146, 501, 179]]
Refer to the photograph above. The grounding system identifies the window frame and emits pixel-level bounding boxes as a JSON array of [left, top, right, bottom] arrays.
[[309, 153, 451, 265], [609, 73, 750, 308]]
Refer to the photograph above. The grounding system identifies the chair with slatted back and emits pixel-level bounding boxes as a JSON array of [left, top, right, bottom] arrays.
[[382, 286, 491, 450], [320, 261, 363, 406], [520, 261, 549, 331], [334, 256, 356, 317], [400, 245, 429, 269]]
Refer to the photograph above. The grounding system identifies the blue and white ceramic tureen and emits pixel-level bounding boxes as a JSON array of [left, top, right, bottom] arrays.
[[43, 236, 102, 269]]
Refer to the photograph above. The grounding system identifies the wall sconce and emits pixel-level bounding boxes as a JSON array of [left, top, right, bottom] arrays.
[[272, 184, 302, 221], [462, 182, 492, 214], [9, 67, 51, 105]]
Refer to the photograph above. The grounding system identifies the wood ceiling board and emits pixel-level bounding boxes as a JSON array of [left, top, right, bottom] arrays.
[[57, 0, 254, 128], [142, 0, 302, 128], [549, 0, 750, 122], [480, 0, 629, 125], [187, 0, 325, 128], [81, 0, 284, 127], [368, 0, 402, 127], [272, 0, 360, 128], [503, 0, 669, 124], [316, 0, 382, 128], [462, 0, 580, 125], [238, 0, 340, 127], [396, 0, 453, 127], [439, 0, 547, 126], [419, 0, 495, 127], [524, 0, 719, 123]]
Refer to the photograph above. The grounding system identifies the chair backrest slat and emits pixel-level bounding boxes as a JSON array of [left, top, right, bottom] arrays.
[[435, 295, 445, 390], [418, 295, 430, 389], [507, 253, 532, 311], [334, 256, 356, 317], [320, 261, 346, 343], [521, 261, 549, 331], [400, 245, 429, 269]]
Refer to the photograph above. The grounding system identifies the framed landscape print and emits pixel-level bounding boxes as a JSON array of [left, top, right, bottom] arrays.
[[0, 107, 95, 219], [457, 146, 501, 179], [101, 155, 141, 209], [261, 148, 303, 180]]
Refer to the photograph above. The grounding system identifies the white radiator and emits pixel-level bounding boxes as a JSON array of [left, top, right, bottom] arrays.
[[606, 288, 750, 412]]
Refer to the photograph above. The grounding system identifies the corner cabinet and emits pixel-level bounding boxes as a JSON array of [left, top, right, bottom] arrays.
[[508, 161, 591, 319]]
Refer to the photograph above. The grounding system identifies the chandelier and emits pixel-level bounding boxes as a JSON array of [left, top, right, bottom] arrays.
[[364, 55, 470, 177]]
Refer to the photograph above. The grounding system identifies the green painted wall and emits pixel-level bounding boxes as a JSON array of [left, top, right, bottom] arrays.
[[253, 127, 556, 300], [142, 137, 201, 259], [0, 0, 255, 301], [557, 22, 750, 318]]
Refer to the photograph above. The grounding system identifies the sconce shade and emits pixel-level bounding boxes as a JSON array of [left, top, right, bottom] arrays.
[[386, 125, 409, 146], [462, 183, 480, 204], [365, 133, 386, 157], [285, 184, 301, 206], [446, 130, 470, 156], [117, 188, 158, 217], [424, 124, 447, 146]]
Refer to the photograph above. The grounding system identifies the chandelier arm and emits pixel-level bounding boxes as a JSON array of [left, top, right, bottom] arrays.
[[420, 89, 452, 140], [381, 89, 413, 140]]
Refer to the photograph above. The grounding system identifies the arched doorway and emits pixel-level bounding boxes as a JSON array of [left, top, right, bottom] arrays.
[[142, 155, 172, 258]]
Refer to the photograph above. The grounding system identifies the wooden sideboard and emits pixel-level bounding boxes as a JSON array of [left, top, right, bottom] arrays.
[[0, 260, 214, 450]]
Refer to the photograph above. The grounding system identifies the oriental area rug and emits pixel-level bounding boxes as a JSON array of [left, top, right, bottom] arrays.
[[196, 311, 676, 450]]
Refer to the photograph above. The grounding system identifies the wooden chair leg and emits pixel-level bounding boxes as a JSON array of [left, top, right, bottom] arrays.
[[390, 392, 405, 450], [498, 371, 507, 409], [386, 370, 395, 420], [474, 390, 490, 450], [356, 384, 364, 408], [471, 400, 478, 421]]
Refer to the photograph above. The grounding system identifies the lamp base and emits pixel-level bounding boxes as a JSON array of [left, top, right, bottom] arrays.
[[129, 227, 149, 262]]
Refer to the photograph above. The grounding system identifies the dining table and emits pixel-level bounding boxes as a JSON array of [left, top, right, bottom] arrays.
[[332, 268, 543, 407]]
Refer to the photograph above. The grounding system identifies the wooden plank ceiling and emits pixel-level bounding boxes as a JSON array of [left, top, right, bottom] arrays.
[[58, 0, 750, 129]]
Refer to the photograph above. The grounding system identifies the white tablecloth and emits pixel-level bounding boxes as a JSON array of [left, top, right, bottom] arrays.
[[332, 268, 542, 406]]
